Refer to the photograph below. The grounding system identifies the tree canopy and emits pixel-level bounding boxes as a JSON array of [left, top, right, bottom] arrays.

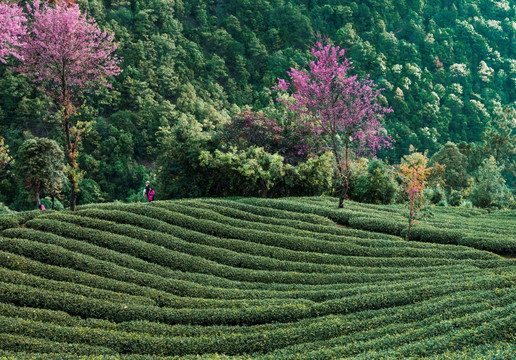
[[0, 0, 514, 208]]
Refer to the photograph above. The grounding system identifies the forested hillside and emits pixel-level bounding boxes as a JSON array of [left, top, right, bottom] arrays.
[[0, 0, 515, 207]]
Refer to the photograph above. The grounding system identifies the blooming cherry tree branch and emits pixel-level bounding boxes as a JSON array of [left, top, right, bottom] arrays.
[[275, 42, 392, 207], [0, 1, 27, 63]]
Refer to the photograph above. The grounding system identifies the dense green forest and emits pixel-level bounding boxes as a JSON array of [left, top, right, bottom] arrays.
[[0, 0, 515, 209]]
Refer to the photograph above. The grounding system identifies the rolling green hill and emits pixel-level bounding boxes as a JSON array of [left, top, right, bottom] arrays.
[[0, 197, 515, 359]]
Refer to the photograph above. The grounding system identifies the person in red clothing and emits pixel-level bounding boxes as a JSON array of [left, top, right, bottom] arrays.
[[147, 187, 155, 202]]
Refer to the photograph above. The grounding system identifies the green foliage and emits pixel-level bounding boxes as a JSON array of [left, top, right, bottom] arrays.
[[481, 106, 516, 190], [350, 159, 399, 204], [447, 189, 463, 207], [9, 183, 35, 211], [431, 141, 470, 192], [14, 137, 65, 208], [0, 137, 14, 177], [77, 178, 105, 204], [471, 156, 513, 208], [40, 197, 64, 211], [1, 0, 514, 205], [200, 146, 292, 197], [155, 114, 222, 199]]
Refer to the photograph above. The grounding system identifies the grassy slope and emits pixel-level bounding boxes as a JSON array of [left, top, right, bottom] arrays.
[[0, 197, 514, 359]]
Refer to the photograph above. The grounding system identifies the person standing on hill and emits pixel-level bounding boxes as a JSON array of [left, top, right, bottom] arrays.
[[143, 181, 151, 201], [147, 187, 155, 202]]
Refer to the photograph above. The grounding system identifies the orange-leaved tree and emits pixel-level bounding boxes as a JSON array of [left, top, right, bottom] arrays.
[[399, 146, 444, 241]]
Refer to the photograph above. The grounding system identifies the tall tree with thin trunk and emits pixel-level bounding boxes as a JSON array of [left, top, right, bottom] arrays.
[[0, 1, 26, 63], [276, 42, 392, 208], [14, 0, 121, 210], [399, 146, 444, 241]]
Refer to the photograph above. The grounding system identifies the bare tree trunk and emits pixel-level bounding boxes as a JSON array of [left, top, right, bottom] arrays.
[[335, 140, 351, 209], [51, 194, 55, 210], [61, 76, 78, 212], [35, 192, 41, 208], [260, 180, 268, 198], [330, 134, 347, 209], [64, 117, 77, 211]]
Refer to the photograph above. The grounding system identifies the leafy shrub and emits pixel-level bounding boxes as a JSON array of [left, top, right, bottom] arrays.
[[0, 215, 19, 230], [447, 189, 463, 207], [349, 159, 398, 205]]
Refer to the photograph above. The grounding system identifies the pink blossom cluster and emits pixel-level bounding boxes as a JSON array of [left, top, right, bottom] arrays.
[[276, 42, 393, 157], [0, 1, 26, 63], [14, 0, 121, 103]]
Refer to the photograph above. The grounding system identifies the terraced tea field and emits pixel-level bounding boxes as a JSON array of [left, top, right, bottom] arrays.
[[0, 197, 515, 359]]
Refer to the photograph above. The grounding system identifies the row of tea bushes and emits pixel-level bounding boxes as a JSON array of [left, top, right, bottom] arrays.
[[70, 209, 499, 274], [0, 248, 298, 309], [1, 287, 515, 357], [2, 287, 514, 340], [0, 267, 154, 306], [238, 197, 368, 226], [172, 199, 402, 242], [151, 202, 484, 255], [199, 198, 407, 241], [307, 197, 516, 254], [1, 253, 514, 328], [0, 234, 329, 301], [12, 227, 479, 300], [23, 217, 500, 300], [4, 230, 498, 307], [26, 217, 454, 286], [0, 210, 53, 230], [256, 304, 516, 359], [0, 334, 117, 357], [9, 229, 483, 305], [81, 198, 335, 226], [76, 204, 498, 262], [237, 197, 516, 255], [0, 234, 281, 300], [0, 215, 19, 230], [69, 197, 516, 257], [2, 284, 516, 357]]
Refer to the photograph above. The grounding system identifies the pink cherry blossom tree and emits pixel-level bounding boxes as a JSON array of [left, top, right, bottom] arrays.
[[276, 42, 392, 208], [0, 1, 26, 63], [14, 0, 121, 210]]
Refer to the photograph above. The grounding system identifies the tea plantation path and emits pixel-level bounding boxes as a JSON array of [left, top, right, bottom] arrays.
[[0, 197, 515, 359]]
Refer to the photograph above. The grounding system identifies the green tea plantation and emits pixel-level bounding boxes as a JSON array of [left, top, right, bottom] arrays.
[[0, 197, 515, 359]]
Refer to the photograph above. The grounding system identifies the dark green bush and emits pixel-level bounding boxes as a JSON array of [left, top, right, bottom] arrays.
[[348, 216, 406, 236], [0, 215, 19, 230]]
